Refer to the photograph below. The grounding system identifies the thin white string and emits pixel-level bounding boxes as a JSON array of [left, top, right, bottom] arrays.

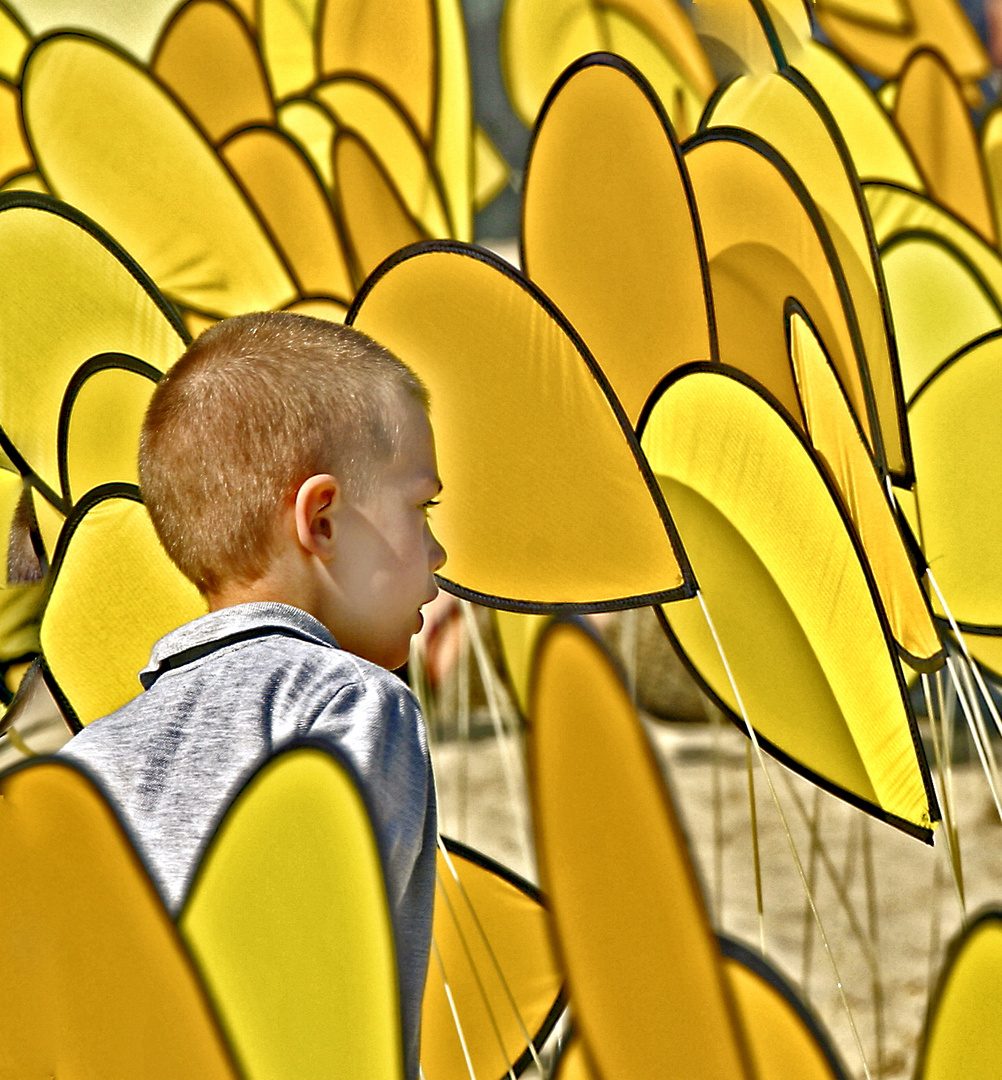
[[430, 936, 477, 1080]]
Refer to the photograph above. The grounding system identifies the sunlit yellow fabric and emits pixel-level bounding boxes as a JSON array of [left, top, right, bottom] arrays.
[[220, 127, 353, 302], [919, 914, 1002, 1080], [522, 57, 711, 425], [284, 297, 349, 322], [41, 494, 206, 726], [333, 132, 426, 287], [423, 843, 563, 1079], [493, 609, 548, 716], [893, 49, 995, 244], [473, 125, 509, 210], [979, 106, 1002, 246], [0, 198, 185, 502], [0, 467, 43, 661], [61, 364, 158, 505], [278, 97, 338, 189], [0, 79, 31, 184], [0, 1, 28, 82], [30, 487, 64, 564], [690, 0, 780, 77], [643, 368, 934, 836], [554, 1038, 597, 1080], [23, 34, 297, 318], [0, 168, 46, 192], [705, 70, 908, 479], [0, 759, 239, 1077], [814, 0, 910, 31], [180, 747, 403, 1080], [314, 78, 451, 238], [350, 245, 691, 608], [794, 40, 924, 188], [151, 0, 274, 145], [684, 135, 874, 449], [909, 332, 1002, 633], [319, 0, 434, 139], [529, 619, 754, 1079], [880, 234, 1001, 400], [432, 0, 472, 240], [724, 955, 842, 1080], [787, 311, 940, 665], [258, 0, 320, 100], [814, 0, 989, 83]]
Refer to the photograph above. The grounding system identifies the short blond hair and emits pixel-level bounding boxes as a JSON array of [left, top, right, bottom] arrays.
[[140, 312, 427, 594]]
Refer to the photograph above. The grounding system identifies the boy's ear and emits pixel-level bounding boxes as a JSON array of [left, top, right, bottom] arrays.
[[294, 474, 341, 558]]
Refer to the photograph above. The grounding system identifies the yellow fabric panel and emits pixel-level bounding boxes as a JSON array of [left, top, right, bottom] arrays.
[[0, 467, 43, 660], [643, 368, 933, 834], [0, 79, 31, 185], [180, 747, 403, 1080], [522, 58, 711, 426], [151, 0, 275, 146], [473, 124, 509, 210], [493, 609, 548, 716], [220, 126, 353, 302], [333, 131, 426, 287], [0, 168, 46, 192], [960, 633, 1002, 680], [529, 619, 754, 1079], [423, 843, 563, 1079], [0, 200, 184, 501], [349, 245, 691, 608], [283, 296, 349, 322], [788, 311, 941, 666], [0, 759, 239, 1077], [880, 235, 1001, 400], [920, 914, 1002, 1080], [278, 97, 338, 188], [314, 78, 451, 237], [319, 0, 435, 140], [983, 106, 1002, 244], [689, 0, 778, 77], [23, 34, 297, 318], [258, 0, 320, 100], [815, 0, 989, 83], [814, 0, 910, 31], [554, 1037, 598, 1080], [684, 136, 873, 449], [61, 365, 156, 505], [794, 40, 925, 188], [184, 309, 219, 337], [909, 333, 1002, 629], [30, 487, 63, 564], [40, 495, 206, 726], [705, 71, 908, 479], [0, 2, 28, 82], [724, 955, 841, 1080], [893, 49, 995, 245], [432, 0, 472, 241]]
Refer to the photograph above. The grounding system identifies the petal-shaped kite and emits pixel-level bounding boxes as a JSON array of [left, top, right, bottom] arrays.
[[892, 48, 996, 245], [277, 97, 338, 188], [0, 78, 31, 184], [640, 364, 937, 840], [348, 242, 695, 611], [703, 67, 912, 483], [258, 0, 319, 100], [0, 0, 30, 83], [0, 757, 240, 1077], [521, 53, 713, 426], [981, 105, 1002, 243], [813, 0, 910, 30], [180, 743, 404, 1080]]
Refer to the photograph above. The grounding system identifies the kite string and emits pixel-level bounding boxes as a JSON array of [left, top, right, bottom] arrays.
[[746, 740, 766, 955], [431, 936, 478, 1080], [695, 590, 874, 1080]]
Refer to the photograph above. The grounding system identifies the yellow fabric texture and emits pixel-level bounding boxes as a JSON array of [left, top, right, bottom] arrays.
[[60, 364, 159, 505], [150, 0, 275, 146], [0, 80, 31, 185], [528, 618, 755, 1079], [815, 0, 990, 84], [0, 758, 239, 1078], [642, 368, 934, 837], [473, 125, 509, 209], [258, 0, 320, 100], [0, 198, 185, 504], [278, 98, 338, 189], [30, 487, 64, 565], [705, 70, 909, 480], [0, 468, 43, 663], [787, 311, 941, 666], [40, 494, 206, 726], [554, 1037, 597, 1080], [0, 2, 29, 82], [919, 914, 1002, 1079], [333, 131, 426, 287], [880, 234, 1001, 401], [423, 842, 563, 1079], [23, 34, 296, 318], [684, 135, 876, 455], [180, 747, 403, 1080], [501, 0, 713, 135], [494, 609, 549, 716], [220, 126, 353, 302], [431, 0, 473, 240], [689, 0, 780, 77], [348, 245, 691, 609], [813, 0, 910, 31], [521, 56, 711, 426], [908, 333, 1002, 642], [893, 49, 995, 245], [794, 40, 925, 188]]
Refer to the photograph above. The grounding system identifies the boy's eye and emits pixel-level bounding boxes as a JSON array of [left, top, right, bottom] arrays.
[[422, 499, 440, 512]]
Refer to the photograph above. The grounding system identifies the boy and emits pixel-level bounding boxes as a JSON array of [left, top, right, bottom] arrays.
[[60, 311, 445, 1079]]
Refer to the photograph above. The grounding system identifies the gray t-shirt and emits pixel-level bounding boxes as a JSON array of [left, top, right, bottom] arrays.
[[60, 601, 436, 1079]]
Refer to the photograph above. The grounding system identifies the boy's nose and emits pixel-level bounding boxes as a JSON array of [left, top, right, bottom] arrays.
[[428, 530, 446, 573]]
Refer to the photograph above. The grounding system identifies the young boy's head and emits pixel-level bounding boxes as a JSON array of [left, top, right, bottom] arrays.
[[140, 311, 446, 669]]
